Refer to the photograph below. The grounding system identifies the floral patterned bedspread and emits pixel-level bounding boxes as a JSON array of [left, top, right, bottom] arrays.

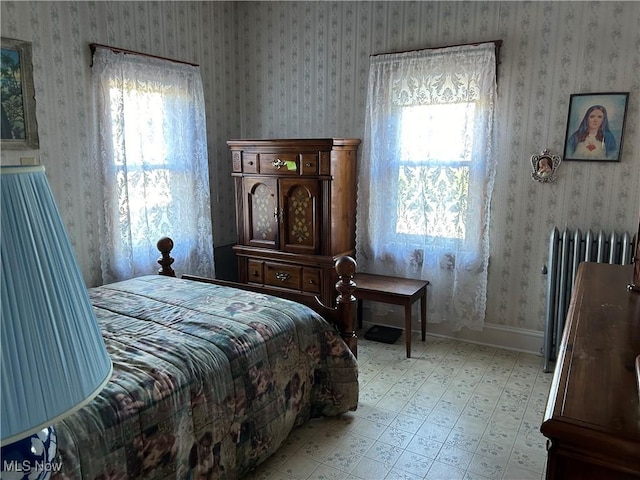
[[53, 275, 358, 480]]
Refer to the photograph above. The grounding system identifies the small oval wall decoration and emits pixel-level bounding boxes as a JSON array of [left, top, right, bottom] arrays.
[[531, 149, 561, 183]]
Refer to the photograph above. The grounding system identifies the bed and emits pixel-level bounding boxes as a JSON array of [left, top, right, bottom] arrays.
[[53, 239, 359, 480]]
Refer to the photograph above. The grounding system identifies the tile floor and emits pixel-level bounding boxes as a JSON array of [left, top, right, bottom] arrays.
[[244, 333, 551, 480]]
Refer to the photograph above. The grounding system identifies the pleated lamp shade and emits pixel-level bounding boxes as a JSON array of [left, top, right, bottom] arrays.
[[1, 166, 113, 445]]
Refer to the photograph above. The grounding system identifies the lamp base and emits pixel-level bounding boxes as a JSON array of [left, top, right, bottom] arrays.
[[0, 427, 58, 480]]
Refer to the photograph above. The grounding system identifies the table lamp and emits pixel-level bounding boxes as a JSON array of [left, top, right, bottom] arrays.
[[1, 166, 113, 479]]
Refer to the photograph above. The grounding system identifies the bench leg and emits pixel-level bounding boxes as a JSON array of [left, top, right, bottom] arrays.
[[421, 292, 427, 342], [357, 299, 363, 329], [404, 304, 412, 358]]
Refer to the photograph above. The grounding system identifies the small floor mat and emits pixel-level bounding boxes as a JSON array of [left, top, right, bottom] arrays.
[[364, 325, 403, 344]]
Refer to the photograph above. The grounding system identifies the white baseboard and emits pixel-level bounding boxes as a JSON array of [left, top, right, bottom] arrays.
[[361, 311, 543, 355]]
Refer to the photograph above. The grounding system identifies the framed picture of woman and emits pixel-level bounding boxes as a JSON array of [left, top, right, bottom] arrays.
[[1, 37, 39, 149], [562, 92, 628, 162]]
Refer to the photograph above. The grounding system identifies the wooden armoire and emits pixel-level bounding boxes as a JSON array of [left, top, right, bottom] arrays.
[[229, 138, 360, 306]]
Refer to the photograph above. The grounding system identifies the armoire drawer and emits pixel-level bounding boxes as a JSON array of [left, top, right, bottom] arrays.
[[232, 151, 259, 174], [259, 153, 319, 175], [242, 153, 259, 174], [299, 154, 319, 175], [259, 153, 299, 175], [247, 259, 264, 283], [264, 262, 302, 290], [302, 268, 321, 294]]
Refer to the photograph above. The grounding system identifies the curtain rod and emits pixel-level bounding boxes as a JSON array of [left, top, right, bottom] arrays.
[[89, 43, 199, 67], [371, 39, 502, 58]]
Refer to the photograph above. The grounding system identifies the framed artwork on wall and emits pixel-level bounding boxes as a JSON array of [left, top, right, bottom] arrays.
[[530, 148, 561, 183], [1, 37, 39, 149], [562, 92, 628, 162]]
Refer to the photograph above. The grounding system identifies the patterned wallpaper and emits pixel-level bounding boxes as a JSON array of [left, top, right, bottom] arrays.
[[2, 1, 639, 338], [0, 1, 240, 286]]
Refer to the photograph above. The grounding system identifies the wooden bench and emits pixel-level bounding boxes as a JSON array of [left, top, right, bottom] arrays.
[[354, 273, 429, 358]]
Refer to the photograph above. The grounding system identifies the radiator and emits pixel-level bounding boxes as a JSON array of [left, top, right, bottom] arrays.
[[542, 227, 636, 372]]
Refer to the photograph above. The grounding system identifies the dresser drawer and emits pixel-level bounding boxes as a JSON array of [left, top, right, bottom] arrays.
[[258, 153, 320, 176], [231, 151, 259, 174], [264, 262, 302, 290], [299, 153, 319, 175], [247, 259, 264, 283], [242, 153, 259, 173], [259, 153, 300, 175], [302, 267, 321, 294]]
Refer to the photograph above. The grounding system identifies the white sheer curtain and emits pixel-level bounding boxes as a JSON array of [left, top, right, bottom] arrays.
[[92, 48, 214, 283], [356, 43, 497, 330]]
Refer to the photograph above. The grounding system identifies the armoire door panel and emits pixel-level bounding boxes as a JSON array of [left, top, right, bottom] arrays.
[[279, 178, 320, 254], [243, 177, 278, 249]]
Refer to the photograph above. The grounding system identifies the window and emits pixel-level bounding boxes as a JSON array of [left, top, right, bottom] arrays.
[[356, 43, 497, 330], [396, 103, 475, 239], [93, 48, 214, 283]]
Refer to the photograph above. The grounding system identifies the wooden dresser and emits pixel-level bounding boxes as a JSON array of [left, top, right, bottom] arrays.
[[228, 138, 360, 307], [541, 262, 640, 479]]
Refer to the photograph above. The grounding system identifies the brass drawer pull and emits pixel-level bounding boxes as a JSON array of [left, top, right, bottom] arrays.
[[272, 158, 287, 169], [275, 271, 291, 281]]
